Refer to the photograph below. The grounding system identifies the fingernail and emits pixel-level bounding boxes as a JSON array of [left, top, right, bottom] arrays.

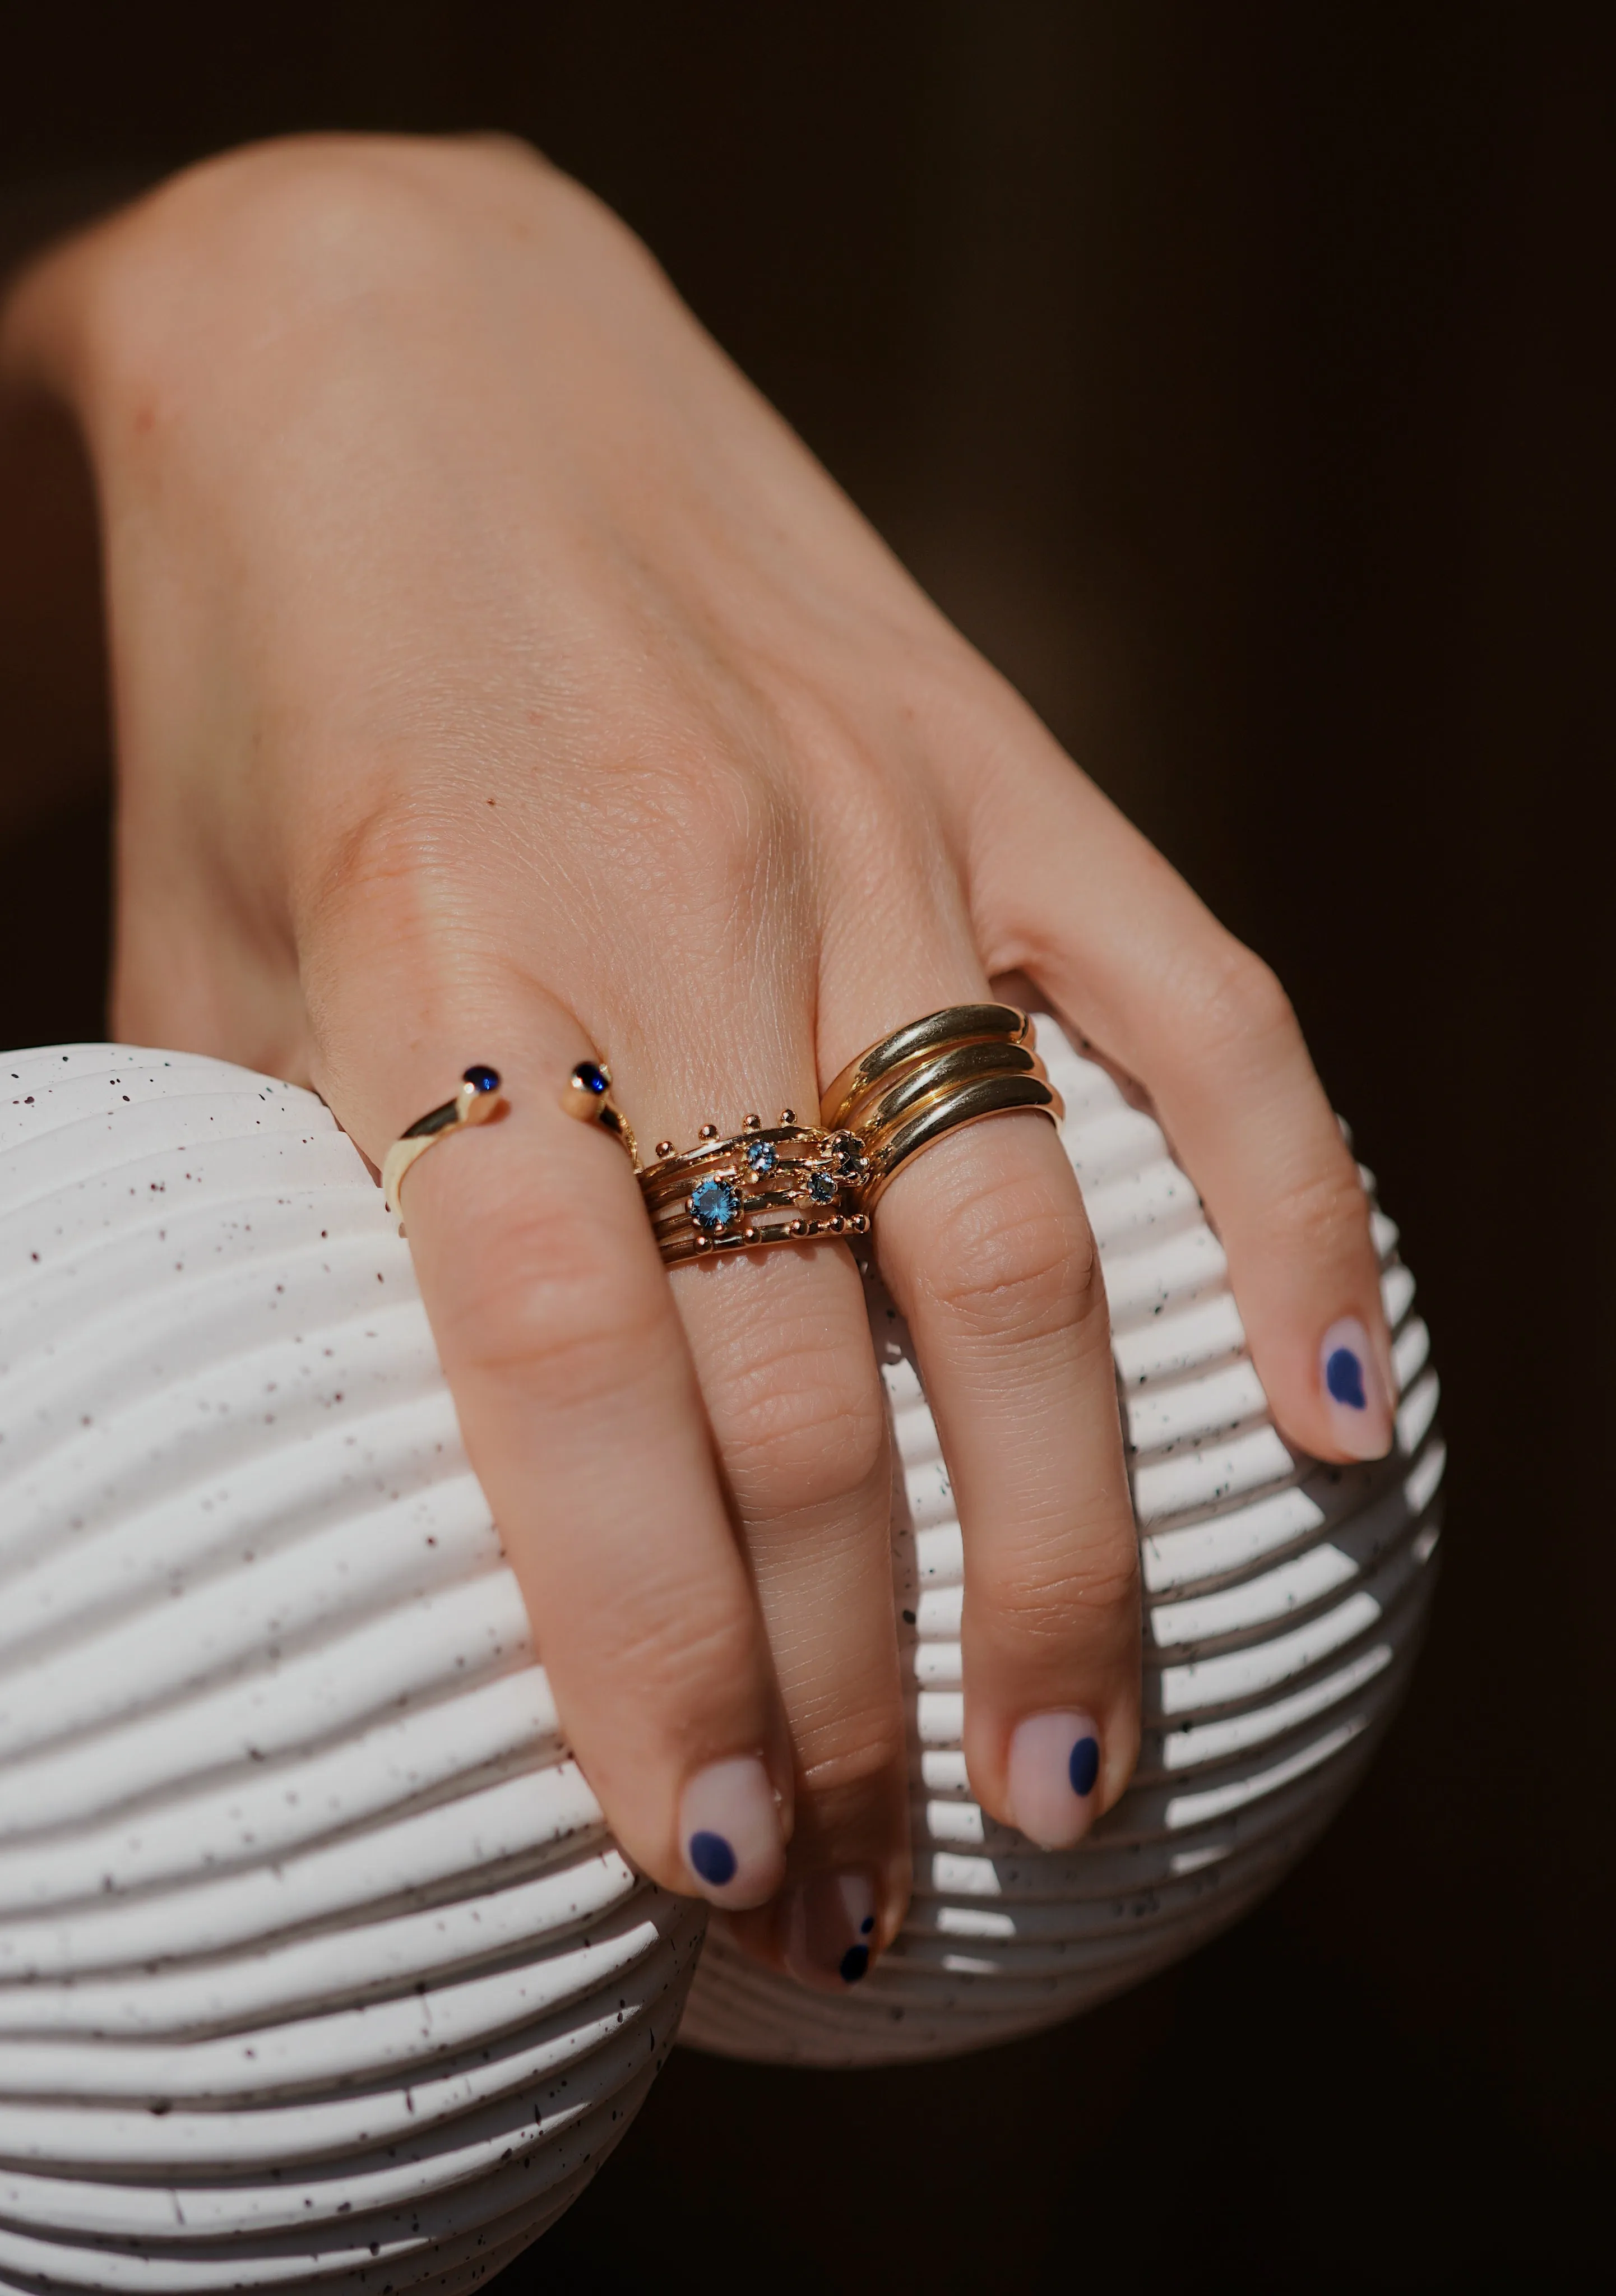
[[1319, 1315, 1394, 1459], [1007, 1710, 1103, 1849], [782, 1869, 879, 1992], [679, 1757, 786, 1909]]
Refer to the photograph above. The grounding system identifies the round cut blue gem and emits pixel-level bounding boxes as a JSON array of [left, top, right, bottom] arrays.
[[571, 1061, 608, 1097], [463, 1065, 501, 1094], [690, 1177, 740, 1233], [808, 1170, 837, 1204], [746, 1139, 777, 1175]]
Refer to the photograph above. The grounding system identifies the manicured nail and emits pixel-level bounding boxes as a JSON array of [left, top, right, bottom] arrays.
[[782, 1869, 879, 1992], [679, 1757, 786, 1909], [1007, 1710, 1103, 1849], [1319, 1315, 1394, 1460]]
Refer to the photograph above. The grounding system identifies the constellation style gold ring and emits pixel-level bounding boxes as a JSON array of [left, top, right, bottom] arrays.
[[819, 1004, 1064, 1211], [381, 1064, 506, 1224], [639, 1112, 871, 1267]]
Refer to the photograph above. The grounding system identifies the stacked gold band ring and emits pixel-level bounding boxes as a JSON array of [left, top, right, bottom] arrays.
[[819, 1003, 1063, 1209], [638, 1112, 870, 1268]]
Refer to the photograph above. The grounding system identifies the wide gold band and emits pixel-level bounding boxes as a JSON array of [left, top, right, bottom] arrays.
[[819, 1002, 1030, 1132], [639, 1114, 869, 1267], [819, 1004, 1062, 1211]]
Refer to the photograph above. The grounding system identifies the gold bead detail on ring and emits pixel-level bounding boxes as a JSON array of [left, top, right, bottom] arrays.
[[638, 1118, 872, 1269]]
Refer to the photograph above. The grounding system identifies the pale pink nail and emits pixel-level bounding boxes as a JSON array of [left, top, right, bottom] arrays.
[[1007, 1710, 1103, 1849], [1319, 1315, 1395, 1460], [679, 1757, 786, 1909]]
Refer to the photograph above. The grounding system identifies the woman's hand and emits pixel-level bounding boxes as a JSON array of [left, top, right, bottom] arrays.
[[0, 136, 1395, 1987]]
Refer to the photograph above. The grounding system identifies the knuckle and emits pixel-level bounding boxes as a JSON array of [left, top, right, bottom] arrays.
[[440, 1200, 664, 1410], [797, 1714, 910, 1801], [712, 1335, 887, 1522], [586, 1589, 761, 1724], [299, 793, 471, 961], [1266, 1154, 1374, 1264], [1182, 940, 1300, 1071], [566, 741, 804, 971], [923, 1165, 1103, 1349], [978, 1527, 1142, 1651]]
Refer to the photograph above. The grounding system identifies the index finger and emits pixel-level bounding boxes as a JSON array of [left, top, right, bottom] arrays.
[[317, 976, 795, 1911]]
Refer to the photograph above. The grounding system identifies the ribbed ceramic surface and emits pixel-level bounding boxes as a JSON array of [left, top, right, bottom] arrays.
[[681, 1015, 1443, 2063], [0, 1029, 1442, 2276], [0, 1047, 703, 2295]]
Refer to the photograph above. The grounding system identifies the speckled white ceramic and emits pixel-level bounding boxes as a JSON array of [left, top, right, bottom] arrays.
[[0, 1029, 1441, 2281], [0, 1047, 703, 2295]]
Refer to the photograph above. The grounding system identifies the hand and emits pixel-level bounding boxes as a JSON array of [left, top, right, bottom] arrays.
[[0, 135, 1396, 1987]]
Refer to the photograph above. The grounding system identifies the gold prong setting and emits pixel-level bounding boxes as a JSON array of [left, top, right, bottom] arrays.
[[638, 1116, 871, 1266]]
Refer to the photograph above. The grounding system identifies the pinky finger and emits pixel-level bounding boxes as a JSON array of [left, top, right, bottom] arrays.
[[973, 763, 1396, 1464]]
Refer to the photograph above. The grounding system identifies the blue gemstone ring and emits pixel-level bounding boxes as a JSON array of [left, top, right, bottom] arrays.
[[381, 1065, 507, 1226], [638, 1113, 870, 1267]]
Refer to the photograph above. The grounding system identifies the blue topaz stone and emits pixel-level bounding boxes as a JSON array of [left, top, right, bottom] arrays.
[[746, 1138, 777, 1175], [462, 1064, 501, 1094], [808, 1170, 837, 1205], [690, 1177, 740, 1233]]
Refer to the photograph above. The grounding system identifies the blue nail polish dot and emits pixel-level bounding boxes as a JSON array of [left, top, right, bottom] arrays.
[[839, 1943, 870, 1984], [688, 1830, 737, 1887], [859, 1915, 874, 1935], [1069, 1735, 1100, 1798], [463, 1065, 501, 1094], [1326, 1346, 1368, 1409]]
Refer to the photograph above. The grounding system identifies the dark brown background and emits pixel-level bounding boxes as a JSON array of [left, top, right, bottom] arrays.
[[2, 6, 1610, 2289]]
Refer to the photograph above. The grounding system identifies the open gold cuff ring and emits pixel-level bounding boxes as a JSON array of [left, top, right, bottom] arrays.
[[559, 1058, 641, 1170], [639, 1112, 870, 1268], [819, 1003, 1063, 1211], [381, 1064, 506, 1224], [382, 1055, 640, 1231]]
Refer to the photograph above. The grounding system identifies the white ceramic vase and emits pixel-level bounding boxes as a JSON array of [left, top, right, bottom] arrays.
[[0, 1029, 1441, 2286]]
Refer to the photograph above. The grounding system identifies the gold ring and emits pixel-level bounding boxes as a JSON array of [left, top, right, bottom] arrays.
[[819, 1004, 1063, 1210], [381, 1064, 506, 1225], [559, 1058, 641, 1171], [639, 1110, 870, 1267]]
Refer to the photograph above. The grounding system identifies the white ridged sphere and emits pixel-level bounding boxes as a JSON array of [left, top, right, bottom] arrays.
[[0, 1045, 703, 2295], [0, 1027, 1441, 2280]]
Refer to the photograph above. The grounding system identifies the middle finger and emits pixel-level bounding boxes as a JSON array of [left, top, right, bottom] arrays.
[[618, 1034, 910, 1992]]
